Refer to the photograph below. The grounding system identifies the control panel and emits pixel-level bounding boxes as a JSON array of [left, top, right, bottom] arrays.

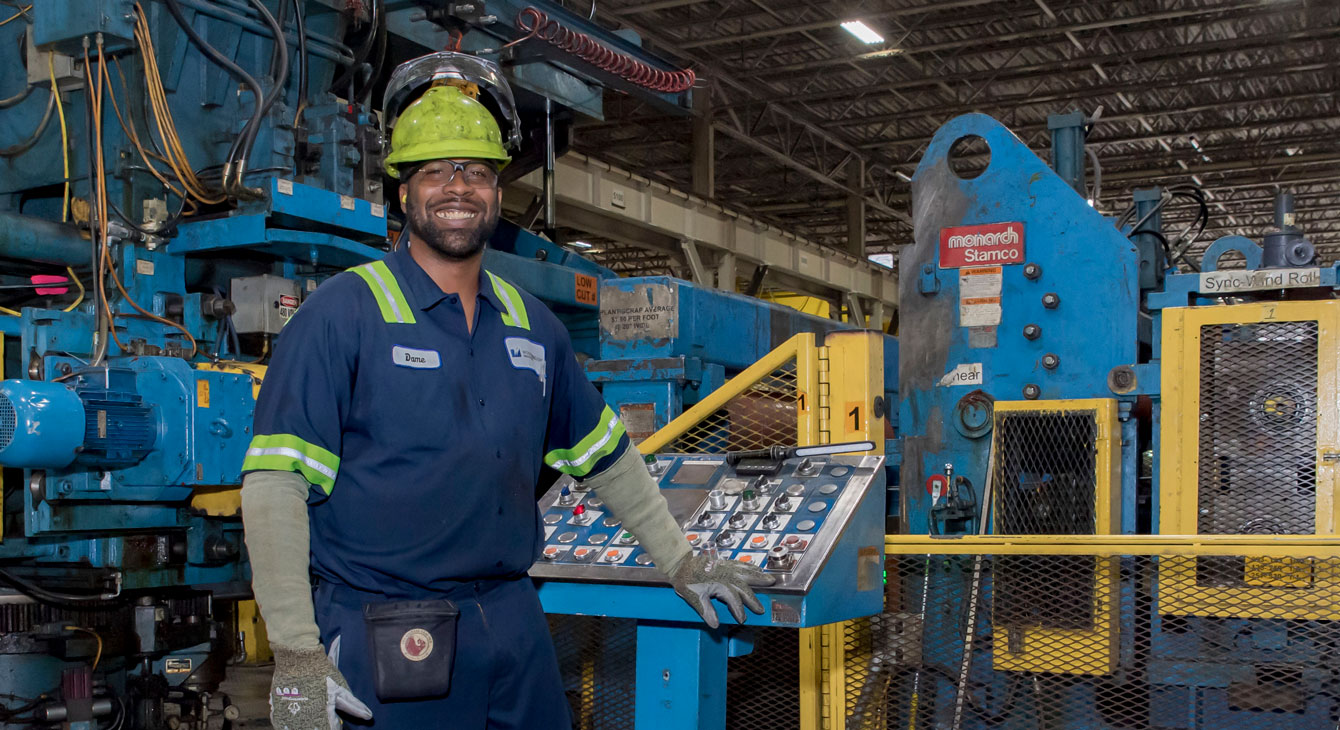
[[531, 452, 884, 596]]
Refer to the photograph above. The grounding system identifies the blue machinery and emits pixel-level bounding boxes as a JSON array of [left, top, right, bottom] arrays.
[[0, 0, 740, 726]]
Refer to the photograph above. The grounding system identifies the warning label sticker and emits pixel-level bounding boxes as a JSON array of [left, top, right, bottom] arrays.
[[574, 274, 599, 306], [938, 363, 984, 387], [959, 266, 1002, 298], [960, 297, 1002, 327]]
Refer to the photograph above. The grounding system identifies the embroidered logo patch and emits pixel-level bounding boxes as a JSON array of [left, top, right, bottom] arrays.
[[505, 337, 547, 395], [392, 345, 441, 369], [400, 628, 434, 661]]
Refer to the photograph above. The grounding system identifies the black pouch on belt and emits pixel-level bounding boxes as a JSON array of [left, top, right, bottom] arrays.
[[363, 599, 459, 701]]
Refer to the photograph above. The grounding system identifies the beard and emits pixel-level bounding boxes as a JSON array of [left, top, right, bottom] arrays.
[[407, 204, 498, 261]]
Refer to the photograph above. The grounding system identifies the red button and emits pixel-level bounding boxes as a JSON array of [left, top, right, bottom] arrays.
[[573, 504, 586, 516], [607, 550, 619, 558], [751, 536, 766, 545], [739, 555, 753, 563], [544, 546, 558, 555]]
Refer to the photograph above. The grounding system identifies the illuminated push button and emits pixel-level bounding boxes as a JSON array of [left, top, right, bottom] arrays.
[[761, 514, 781, 530], [708, 489, 726, 510], [686, 533, 702, 546], [635, 554, 654, 566], [618, 531, 637, 545], [737, 555, 755, 564], [543, 514, 562, 525], [795, 520, 816, 532], [742, 490, 761, 511], [786, 484, 805, 497], [573, 547, 593, 561], [558, 487, 576, 506], [750, 535, 768, 547], [542, 546, 560, 560], [783, 535, 801, 548], [817, 483, 839, 496], [571, 504, 591, 525], [603, 550, 621, 563], [557, 531, 578, 543]]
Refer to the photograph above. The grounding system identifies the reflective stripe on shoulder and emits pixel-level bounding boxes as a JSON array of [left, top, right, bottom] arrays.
[[486, 271, 530, 331], [351, 261, 416, 324], [544, 406, 626, 478], [243, 433, 341, 495]]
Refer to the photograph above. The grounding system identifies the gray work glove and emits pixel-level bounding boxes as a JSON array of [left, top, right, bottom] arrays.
[[669, 551, 776, 629], [270, 645, 373, 730]]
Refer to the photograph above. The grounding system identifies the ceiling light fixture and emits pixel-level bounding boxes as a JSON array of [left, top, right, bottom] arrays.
[[570, 240, 593, 249], [841, 20, 884, 44]]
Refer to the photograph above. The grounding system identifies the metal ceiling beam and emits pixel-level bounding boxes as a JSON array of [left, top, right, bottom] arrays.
[[839, 59, 1331, 132], [720, 0, 1302, 69]]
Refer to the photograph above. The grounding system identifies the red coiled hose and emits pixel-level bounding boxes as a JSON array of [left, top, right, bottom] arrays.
[[512, 7, 697, 94]]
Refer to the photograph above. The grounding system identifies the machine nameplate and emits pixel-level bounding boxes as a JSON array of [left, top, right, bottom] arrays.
[[939, 222, 1025, 268], [600, 282, 678, 340], [1198, 267, 1321, 294]]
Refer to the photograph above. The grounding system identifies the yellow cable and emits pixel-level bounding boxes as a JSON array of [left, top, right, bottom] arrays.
[[63, 626, 103, 670], [62, 266, 85, 312], [47, 54, 70, 222], [104, 57, 186, 200], [132, 4, 225, 205], [0, 305, 19, 316], [0, 4, 31, 27]]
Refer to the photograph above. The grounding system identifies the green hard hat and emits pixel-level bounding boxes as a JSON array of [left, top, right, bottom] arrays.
[[383, 85, 511, 179]]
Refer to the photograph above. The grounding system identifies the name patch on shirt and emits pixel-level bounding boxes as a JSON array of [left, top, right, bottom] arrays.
[[392, 345, 441, 369], [505, 337, 546, 395]]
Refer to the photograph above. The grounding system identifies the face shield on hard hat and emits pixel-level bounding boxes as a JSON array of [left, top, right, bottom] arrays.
[[383, 52, 523, 154]]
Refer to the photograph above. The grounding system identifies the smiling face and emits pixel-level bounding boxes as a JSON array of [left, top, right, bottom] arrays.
[[400, 159, 503, 261]]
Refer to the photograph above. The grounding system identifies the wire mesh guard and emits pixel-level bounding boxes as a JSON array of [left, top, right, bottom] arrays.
[[550, 615, 637, 730], [669, 364, 799, 454], [993, 410, 1099, 536], [843, 553, 1340, 730], [1197, 321, 1319, 536]]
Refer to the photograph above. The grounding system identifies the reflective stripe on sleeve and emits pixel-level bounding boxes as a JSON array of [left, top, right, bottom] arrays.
[[544, 406, 626, 477], [243, 433, 341, 494]]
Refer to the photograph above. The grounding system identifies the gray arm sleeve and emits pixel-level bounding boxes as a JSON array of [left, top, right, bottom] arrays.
[[241, 470, 322, 651], [579, 445, 692, 576]]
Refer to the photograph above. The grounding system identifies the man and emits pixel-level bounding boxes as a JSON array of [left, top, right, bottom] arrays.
[[240, 58, 774, 730]]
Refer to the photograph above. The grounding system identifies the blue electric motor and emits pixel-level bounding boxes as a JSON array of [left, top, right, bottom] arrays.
[[0, 369, 156, 469]]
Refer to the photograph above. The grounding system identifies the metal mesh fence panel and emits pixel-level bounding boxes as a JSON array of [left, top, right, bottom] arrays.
[[845, 552, 1340, 730], [549, 615, 637, 730], [669, 365, 798, 454], [1197, 321, 1318, 535], [727, 626, 802, 730], [993, 410, 1098, 535]]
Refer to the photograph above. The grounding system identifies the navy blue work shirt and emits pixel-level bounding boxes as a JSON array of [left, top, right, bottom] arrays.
[[243, 243, 629, 595]]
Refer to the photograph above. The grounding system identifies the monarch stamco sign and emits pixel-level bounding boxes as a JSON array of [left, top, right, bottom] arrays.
[[939, 222, 1025, 268]]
